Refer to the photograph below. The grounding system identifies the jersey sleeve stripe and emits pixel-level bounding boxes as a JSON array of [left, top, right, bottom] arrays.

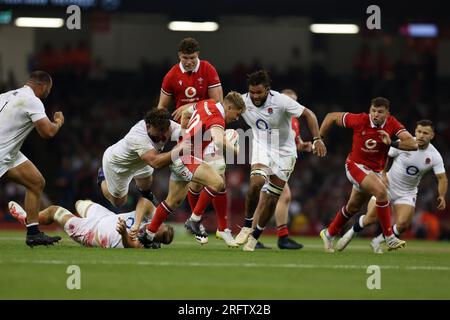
[[395, 128, 406, 137], [161, 88, 173, 96], [207, 83, 222, 89], [342, 112, 348, 128]]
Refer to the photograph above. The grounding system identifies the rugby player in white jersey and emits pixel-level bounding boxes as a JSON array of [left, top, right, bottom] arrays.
[[8, 200, 173, 249], [234, 70, 327, 251], [98, 108, 182, 237], [336, 119, 447, 253], [0, 71, 64, 246]]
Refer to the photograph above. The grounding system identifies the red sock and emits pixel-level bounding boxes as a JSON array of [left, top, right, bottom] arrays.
[[277, 224, 289, 238], [193, 187, 217, 217], [147, 201, 173, 233], [328, 206, 350, 237], [375, 200, 393, 237], [212, 190, 227, 231], [187, 188, 200, 212]]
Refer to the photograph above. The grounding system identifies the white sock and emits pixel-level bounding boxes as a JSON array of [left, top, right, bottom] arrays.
[[26, 222, 38, 227], [256, 224, 265, 231], [145, 230, 155, 240], [375, 233, 385, 243], [359, 215, 365, 228], [190, 213, 201, 222], [393, 224, 402, 237]]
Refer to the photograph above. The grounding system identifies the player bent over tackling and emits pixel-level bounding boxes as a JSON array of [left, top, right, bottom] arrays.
[[139, 92, 245, 248]]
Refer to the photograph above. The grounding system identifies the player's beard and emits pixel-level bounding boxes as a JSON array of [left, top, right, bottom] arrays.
[[252, 96, 268, 107]]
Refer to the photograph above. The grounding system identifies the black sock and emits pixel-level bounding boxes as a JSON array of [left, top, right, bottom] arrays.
[[137, 188, 159, 206], [252, 226, 264, 240], [26, 223, 40, 236], [244, 218, 253, 228], [352, 218, 364, 233]]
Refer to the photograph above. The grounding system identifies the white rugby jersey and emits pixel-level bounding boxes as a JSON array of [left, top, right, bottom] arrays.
[[0, 86, 47, 174], [241, 90, 305, 157], [95, 211, 151, 248], [387, 142, 445, 196], [105, 119, 181, 172]]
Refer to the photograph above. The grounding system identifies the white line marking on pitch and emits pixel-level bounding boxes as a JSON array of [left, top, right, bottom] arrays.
[[0, 259, 449, 271]]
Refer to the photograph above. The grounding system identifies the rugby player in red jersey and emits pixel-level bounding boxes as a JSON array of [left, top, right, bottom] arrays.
[[139, 92, 246, 247], [319, 97, 418, 252]]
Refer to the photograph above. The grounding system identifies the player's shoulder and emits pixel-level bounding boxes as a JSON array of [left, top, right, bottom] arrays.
[[427, 142, 443, 158], [199, 60, 216, 69], [386, 114, 405, 127], [165, 63, 182, 77], [19, 86, 44, 108], [344, 112, 367, 121], [170, 119, 181, 130], [128, 120, 147, 136]]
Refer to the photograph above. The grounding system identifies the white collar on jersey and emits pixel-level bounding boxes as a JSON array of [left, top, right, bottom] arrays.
[[369, 114, 387, 128], [23, 85, 36, 97], [179, 59, 200, 73], [215, 102, 225, 118]]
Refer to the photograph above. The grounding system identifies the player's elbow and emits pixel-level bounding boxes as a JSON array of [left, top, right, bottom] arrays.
[[148, 159, 163, 170], [38, 130, 53, 139], [404, 140, 419, 151]]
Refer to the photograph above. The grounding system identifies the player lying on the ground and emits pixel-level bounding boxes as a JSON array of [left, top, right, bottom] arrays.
[[8, 200, 173, 249], [335, 119, 447, 253]]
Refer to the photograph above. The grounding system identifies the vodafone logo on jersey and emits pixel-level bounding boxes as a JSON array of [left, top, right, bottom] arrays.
[[364, 139, 377, 149], [185, 87, 197, 98]]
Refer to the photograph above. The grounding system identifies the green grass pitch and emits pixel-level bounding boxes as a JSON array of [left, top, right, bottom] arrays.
[[1, 227, 450, 299]]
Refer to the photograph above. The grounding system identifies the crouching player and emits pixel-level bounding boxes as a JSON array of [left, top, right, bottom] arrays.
[[8, 200, 173, 249]]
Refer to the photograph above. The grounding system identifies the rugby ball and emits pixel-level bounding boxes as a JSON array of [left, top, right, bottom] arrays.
[[225, 129, 239, 146]]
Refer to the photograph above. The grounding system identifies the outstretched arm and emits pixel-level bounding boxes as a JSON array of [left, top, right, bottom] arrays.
[[319, 112, 346, 139], [436, 173, 448, 210], [378, 130, 418, 151], [300, 108, 326, 157], [141, 149, 174, 170]]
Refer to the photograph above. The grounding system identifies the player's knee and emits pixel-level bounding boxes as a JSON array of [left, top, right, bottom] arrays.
[[249, 178, 265, 195], [210, 178, 224, 193], [396, 220, 410, 232], [373, 185, 388, 200], [30, 174, 46, 193], [189, 182, 203, 193], [346, 203, 360, 215], [280, 190, 291, 205]]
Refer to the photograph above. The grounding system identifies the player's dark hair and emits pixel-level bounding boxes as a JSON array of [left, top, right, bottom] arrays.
[[371, 97, 390, 109], [247, 70, 271, 88], [144, 108, 171, 130], [29, 71, 52, 85], [162, 225, 174, 244], [417, 119, 434, 131], [178, 37, 200, 54]]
